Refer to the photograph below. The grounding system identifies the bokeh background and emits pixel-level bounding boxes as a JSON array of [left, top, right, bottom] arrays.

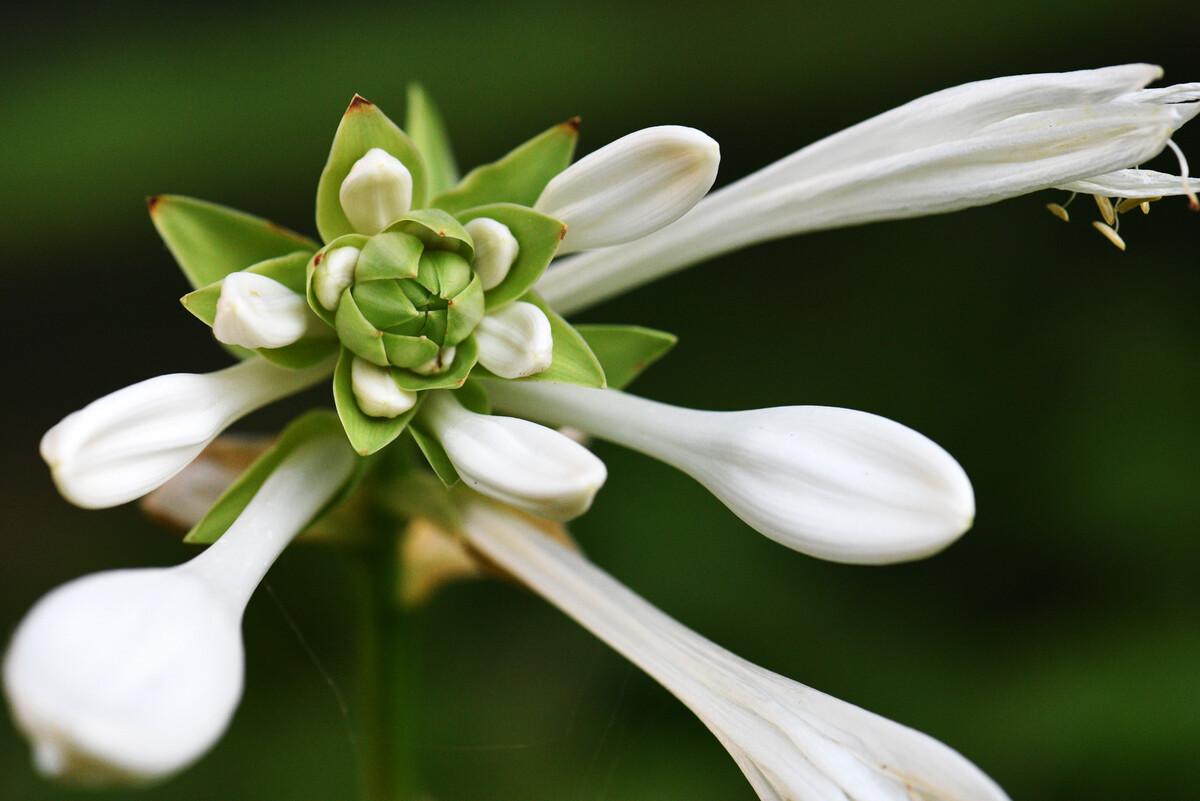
[[2, 0, 1198, 798]]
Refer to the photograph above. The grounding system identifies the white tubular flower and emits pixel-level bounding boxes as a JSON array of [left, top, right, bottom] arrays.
[[420, 391, 606, 520], [535, 125, 720, 255], [474, 301, 554, 379], [464, 217, 520, 290], [538, 65, 1200, 313], [339, 147, 414, 235], [212, 271, 311, 350], [350, 356, 417, 418], [40, 357, 332, 509], [460, 500, 1010, 801], [4, 433, 356, 786], [487, 382, 973, 564], [313, 245, 361, 310]]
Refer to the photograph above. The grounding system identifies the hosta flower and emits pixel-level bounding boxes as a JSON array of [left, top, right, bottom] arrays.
[[4, 424, 355, 784], [12, 66, 1196, 791], [537, 64, 1200, 312], [459, 498, 1009, 801]]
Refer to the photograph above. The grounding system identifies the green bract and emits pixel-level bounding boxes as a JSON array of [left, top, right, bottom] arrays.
[[150, 87, 677, 470]]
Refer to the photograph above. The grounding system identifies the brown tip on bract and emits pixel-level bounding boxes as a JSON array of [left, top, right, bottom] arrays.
[[560, 116, 582, 133], [146, 195, 163, 214], [347, 94, 374, 114], [559, 223, 568, 241]]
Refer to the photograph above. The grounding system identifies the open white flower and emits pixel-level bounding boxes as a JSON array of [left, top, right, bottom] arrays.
[[487, 382, 973, 564], [4, 431, 356, 785], [40, 357, 332, 509], [460, 499, 1009, 801], [420, 391, 607, 520], [538, 64, 1200, 313]]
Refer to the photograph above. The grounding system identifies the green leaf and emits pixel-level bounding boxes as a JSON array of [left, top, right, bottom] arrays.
[[406, 84, 459, 197], [455, 203, 566, 310], [180, 251, 338, 369], [184, 410, 361, 545], [478, 293, 605, 387], [149, 194, 318, 290], [408, 426, 460, 487], [332, 347, 423, 456], [574, 325, 678, 389], [432, 119, 579, 214], [392, 336, 479, 391], [316, 95, 429, 242]]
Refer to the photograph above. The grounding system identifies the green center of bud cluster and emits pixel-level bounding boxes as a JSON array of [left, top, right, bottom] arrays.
[[322, 220, 483, 374]]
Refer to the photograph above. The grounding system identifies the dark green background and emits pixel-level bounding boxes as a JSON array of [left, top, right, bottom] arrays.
[[2, 1, 1198, 798]]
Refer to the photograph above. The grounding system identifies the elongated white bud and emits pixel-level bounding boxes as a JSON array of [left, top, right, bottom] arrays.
[[420, 391, 606, 520], [487, 382, 973, 564], [339, 148, 413, 235], [460, 500, 1011, 801], [212, 272, 310, 350], [40, 357, 332, 509], [474, 302, 553, 379], [314, 245, 361, 310], [464, 217, 519, 290], [350, 357, 417, 418], [4, 434, 355, 786], [535, 125, 719, 254], [538, 65, 1200, 313]]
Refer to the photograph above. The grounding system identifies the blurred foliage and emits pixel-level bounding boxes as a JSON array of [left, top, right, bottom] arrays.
[[2, 0, 1198, 799]]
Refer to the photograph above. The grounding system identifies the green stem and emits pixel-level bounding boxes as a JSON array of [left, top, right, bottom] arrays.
[[357, 538, 420, 801]]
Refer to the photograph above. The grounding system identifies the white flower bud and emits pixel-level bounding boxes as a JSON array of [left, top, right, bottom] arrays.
[[314, 246, 360, 310], [39, 357, 332, 509], [421, 391, 606, 520], [4, 434, 355, 786], [486, 382, 974, 564], [461, 500, 1011, 801], [411, 346, 456, 375], [350, 357, 417, 418], [535, 125, 720, 254], [212, 272, 310, 350], [474, 302, 553, 379], [463, 217, 519, 290], [338, 147, 413, 235]]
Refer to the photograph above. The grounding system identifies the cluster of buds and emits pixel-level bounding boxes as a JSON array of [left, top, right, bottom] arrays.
[[6, 66, 1198, 797]]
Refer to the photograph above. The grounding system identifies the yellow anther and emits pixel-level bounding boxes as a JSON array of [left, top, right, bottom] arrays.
[[1115, 197, 1160, 215], [1094, 195, 1116, 226], [1045, 202, 1070, 222], [1091, 220, 1126, 251], [1140, 201, 1151, 215]]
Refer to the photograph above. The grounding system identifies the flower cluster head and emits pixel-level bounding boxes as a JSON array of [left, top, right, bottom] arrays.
[[7, 66, 1198, 794]]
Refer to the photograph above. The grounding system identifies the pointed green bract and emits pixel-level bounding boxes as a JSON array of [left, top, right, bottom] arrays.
[[356, 231, 423, 282], [408, 425, 460, 487], [384, 210, 474, 259], [432, 120, 579, 213], [406, 84, 459, 197], [184, 411, 361, 544], [180, 251, 337, 369], [316, 95, 429, 242], [332, 348, 423, 456], [574, 325, 678, 389], [455, 203, 566, 310], [150, 195, 318, 290], [391, 336, 479, 391], [476, 293, 605, 387]]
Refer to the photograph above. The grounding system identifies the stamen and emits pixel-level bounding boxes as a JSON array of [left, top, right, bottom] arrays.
[[1092, 221, 1126, 251], [1094, 195, 1116, 226], [1045, 202, 1070, 222], [1164, 139, 1199, 211], [1115, 197, 1158, 215], [1140, 201, 1151, 215]]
